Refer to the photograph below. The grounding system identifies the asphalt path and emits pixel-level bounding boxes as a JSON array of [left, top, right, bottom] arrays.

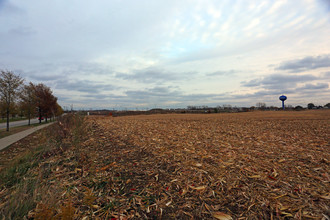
[[0, 118, 43, 129]]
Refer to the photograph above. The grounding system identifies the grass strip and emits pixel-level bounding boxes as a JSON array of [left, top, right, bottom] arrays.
[[0, 122, 49, 139]]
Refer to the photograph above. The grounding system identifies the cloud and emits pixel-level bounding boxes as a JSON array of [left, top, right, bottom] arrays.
[[21, 71, 62, 82], [115, 67, 195, 83], [206, 69, 239, 77], [1, 0, 330, 108], [241, 73, 317, 89], [55, 79, 116, 94], [18, 62, 114, 83], [239, 73, 329, 104], [125, 86, 180, 99], [318, 0, 330, 12], [324, 71, 330, 78], [9, 26, 36, 36], [123, 86, 230, 107], [275, 54, 330, 72], [298, 83, 329, 90], [79, 94, 127, 103], [0, 0, 22, 13]]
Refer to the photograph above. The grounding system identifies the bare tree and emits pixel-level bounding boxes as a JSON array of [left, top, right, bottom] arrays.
[[0, 70, 24, 131], [256, 102, 266, 109]]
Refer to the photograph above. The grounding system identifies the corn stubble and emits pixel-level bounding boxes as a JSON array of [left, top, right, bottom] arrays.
[[0, 111, 329, 219]]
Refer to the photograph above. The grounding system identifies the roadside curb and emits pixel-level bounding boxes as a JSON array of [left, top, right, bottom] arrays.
[[0, 122, 54, 151]]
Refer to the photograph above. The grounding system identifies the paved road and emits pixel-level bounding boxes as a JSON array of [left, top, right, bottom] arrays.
[[0, 118, 43, 129], [0, 122, 54, 150]]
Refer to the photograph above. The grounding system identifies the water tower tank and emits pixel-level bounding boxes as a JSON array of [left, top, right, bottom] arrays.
[[279, 95, 287, 109]]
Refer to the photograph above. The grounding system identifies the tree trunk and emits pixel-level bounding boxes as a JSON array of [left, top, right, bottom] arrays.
[[6, 108, 9, 132], [28, 108, 31, 126], [39, 107, 42, 124]]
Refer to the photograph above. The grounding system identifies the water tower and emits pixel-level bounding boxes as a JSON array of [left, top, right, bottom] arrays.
[[279, 95, 287, 110]]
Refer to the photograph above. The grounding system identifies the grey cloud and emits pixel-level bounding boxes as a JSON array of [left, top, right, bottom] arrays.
[[9, 26, 36, 36], [55, 79, 116, 94], [82, 94, 126, 100], [232, 89, 295, 100], [239, 73, 327, 100], [0, 1, 22, 13], [115, 67, 192, 83], [22, 72, 62, 82], [241, 74, 317, 89], [323, 71, 330, 78], [125, 86, 180, 99], [241, 79, 261, 87], [275, 54, 330, 72], [206, 69, 239, 77], [74, 63, 114, 76], [236, 81, 329, 100], [238, 74, 329, 103], [124, 86, 228, 106], [298, 83, 329, 90], [19, 62, 114, 82], [318, 0, 330, 12], [0, 0, 5, 8]]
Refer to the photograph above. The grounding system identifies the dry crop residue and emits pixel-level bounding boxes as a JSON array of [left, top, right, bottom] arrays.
[[73, 111, 329, 219], [9, 111, 328, 219]]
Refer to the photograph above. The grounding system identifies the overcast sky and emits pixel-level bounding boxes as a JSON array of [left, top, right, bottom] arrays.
[[1, 0, 330, 109]]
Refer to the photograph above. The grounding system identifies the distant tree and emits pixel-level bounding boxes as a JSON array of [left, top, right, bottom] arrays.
[[294, 105, 304, 111], [256, 102, 266, 109], [33, 83, 58, 123], [307, 103, 315, 109], [324, 103, 330, 108], [0, 70, 24, 131], [55, 103, 64, 116], [20, 82, 37, 125], [223, 104, 232, 110]]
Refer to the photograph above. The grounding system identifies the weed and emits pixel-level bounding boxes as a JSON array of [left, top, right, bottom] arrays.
[[0, 150, 39, 187], [0, 114, 88, 219], [1, 178, 38, 219], [83, 187, 96, 208], [34, 203, 55, 220]]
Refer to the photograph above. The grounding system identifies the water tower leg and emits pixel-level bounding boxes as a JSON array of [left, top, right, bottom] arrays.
[[282, 101, 285, 110]]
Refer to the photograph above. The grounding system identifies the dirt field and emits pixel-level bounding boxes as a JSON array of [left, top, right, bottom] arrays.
[[1, 110, 329, 219]]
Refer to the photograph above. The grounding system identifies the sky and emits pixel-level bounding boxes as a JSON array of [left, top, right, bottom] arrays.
[[1, 0, 330, 109]]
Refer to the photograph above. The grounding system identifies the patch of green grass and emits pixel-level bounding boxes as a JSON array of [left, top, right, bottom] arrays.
[[0, 141, 51, 218], [0, 117, 27, 123], [0, 146, 43, 187], [0, 122, 48, 139], [3, 178, 39, 219]]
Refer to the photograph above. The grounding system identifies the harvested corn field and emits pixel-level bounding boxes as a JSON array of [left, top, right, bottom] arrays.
[[1, 111, 330, 219]]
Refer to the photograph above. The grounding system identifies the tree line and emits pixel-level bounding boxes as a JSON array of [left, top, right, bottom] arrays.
[[0, 70, 63, 131]]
